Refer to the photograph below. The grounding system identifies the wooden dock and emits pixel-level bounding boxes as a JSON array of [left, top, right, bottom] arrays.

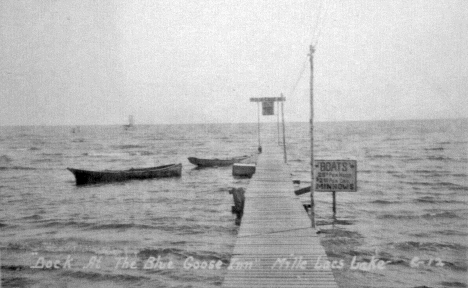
[[223, 145, 339, 288]]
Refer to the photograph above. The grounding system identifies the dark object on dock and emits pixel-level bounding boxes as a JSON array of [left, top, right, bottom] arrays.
[[295, 185, 311, 195], [188, 155, 250, 167], [67, 163, 182, 185], [232, 163, 256, 178], [229, 188, 245, 225]]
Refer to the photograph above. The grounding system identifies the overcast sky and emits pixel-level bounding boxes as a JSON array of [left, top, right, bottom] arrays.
[[1, 0, 467, 125]]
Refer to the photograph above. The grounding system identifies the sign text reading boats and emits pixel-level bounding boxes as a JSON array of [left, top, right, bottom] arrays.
[[314, 160, 357, 192]]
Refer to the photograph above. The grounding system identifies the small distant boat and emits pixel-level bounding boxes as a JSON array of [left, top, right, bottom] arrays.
[[123, 115, 135, 130], [67, 163, 182, 185], [188, 155, 250, 167]]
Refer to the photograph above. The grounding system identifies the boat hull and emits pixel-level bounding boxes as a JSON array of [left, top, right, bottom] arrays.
[[67, 164, 182, 185], [188, 156, 249, 167]]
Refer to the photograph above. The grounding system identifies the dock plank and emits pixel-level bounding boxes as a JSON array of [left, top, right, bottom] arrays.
[[222, 145, 338, 288]]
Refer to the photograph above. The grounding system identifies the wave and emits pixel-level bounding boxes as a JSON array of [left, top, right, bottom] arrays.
[[137, 247, 230, 264], [81, 152, 127, 158], [403, 158, 424, 162], [88, 223, 155, 230], [41, 153, 64, 157], [427, 156, 454, 161], [39, 221, 156, 231], [378, 211, 460, 220], [377, 213, 416, 220], [36, 220, 231, 235], [391, 241, 467, 252], [316, 219, 354, 226], [0, 166, 36, 171], [438, 182, 468, 191], [453, 173, 468, 178], [407, 169, 450, 175], [112, 144, 147, 149], [155, 223, 234, 236], [41, 221, 93, 229], [371, 199, 400, 205], [0, 155, 13, 163], [439, 261, 468, 272], [438, 282, 467, 288], [60, 270, 150, 282], [434, 229, 468, 236], [387, 170, 406, 178], [1, 264, 30, 271], [425, 147, 444, 151], [421, 211, 460, 219], [403, 156, 461, 163], [32, 158, 53, 163], [368, 154, 393, 159], [21, 214, 43, 220], [415, 196, 461, 204], [320, 229, 364, 248]]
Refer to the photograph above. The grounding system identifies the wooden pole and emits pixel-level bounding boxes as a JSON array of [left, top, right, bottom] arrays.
[[277, 101, 280, 145], [281, 95, 287, 163], [332, 191, 336, 216], [257, 102, 261, 152], [309, 45, 316, 228]]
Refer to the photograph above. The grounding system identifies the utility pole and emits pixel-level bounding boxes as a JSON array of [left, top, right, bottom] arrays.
[[309, 45, 316, 228], [257, 102, 261, 152], [281, 93, 287, 163]]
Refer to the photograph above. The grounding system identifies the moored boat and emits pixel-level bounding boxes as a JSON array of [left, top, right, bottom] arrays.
[[188, 155, 250, 167], [67, 163, 182, 185]]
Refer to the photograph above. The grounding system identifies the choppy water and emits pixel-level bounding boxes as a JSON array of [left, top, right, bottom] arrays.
[[0, 119, 467, 288]]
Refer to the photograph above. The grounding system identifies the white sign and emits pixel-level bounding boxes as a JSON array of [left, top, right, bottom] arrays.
[[314, 160, 357, 192]]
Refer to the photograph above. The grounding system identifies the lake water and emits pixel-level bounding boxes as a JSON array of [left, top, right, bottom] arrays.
[[0, 119, 467, 288]]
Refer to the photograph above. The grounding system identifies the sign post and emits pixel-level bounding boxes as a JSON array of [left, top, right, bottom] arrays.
[[277, 101, 280, 145], [280, 94, 287, 163], [332, 191, 336, 216], [250, 97, 286, 154]]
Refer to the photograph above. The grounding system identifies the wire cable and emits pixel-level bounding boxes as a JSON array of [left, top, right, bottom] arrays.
[[287, 57, 309, 99]]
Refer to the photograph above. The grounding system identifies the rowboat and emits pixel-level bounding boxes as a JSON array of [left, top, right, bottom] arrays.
[[188, 155, 250, 167], [67, 163, 182, 185]]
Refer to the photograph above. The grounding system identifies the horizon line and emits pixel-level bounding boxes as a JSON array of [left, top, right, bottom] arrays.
[[0, 117, 466, 128]]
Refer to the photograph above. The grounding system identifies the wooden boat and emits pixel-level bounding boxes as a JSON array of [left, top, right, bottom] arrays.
[[67, 163, 182, 185], [188, 155, 250, 167]]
